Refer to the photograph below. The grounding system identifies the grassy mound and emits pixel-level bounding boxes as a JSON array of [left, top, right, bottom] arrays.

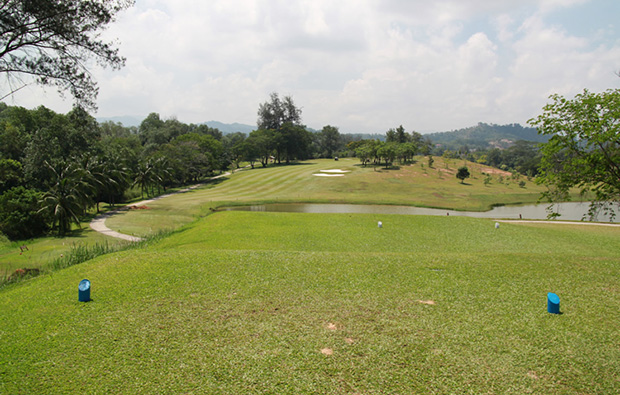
[[1, 212, 618, 394]]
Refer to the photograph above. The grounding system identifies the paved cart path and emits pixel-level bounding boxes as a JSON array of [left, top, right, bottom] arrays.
[[90, 172, 231, 241]]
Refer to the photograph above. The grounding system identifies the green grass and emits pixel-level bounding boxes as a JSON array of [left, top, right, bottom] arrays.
[[1, 212, 618, 394]]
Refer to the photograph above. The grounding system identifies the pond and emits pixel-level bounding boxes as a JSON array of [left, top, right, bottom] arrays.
[[223, 202, 618, 222]]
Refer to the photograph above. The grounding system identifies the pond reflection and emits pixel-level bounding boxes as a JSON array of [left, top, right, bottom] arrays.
[[223, 202, 618, 222]]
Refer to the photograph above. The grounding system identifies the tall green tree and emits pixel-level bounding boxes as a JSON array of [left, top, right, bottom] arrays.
[[80, 153, 128, 212], [0, 0, 134, 108], [256, 93, 308, 164], [318, 125, 341, 158], [277, 122, 311, 164], [40, 160, 92, 235], [223, 132, 247, 171], [0, 106, 32, 161], [456, 166, 470, 184], [132, 158, 157, 199], [411, 131, 432, 155], [377, 142, 398, 168], [247, 129, 273, 167], [239, 139, 260, 169], [529, 88, 620, 219], [395, 125, 409, 143], [0, 158, 22, 193], [23, 105, 99, 187], [167, 133, 216, 183], [257, 92, 302, 130]]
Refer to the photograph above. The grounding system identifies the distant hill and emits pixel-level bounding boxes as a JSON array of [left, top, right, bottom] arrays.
[[426, 123, 547, 150], [95, 117, 256, 134], [97, 115, 143, 128], [205, 121, 255, 134]]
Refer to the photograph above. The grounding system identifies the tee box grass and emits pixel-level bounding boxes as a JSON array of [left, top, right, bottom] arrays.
[[1, 212, 619, 394]]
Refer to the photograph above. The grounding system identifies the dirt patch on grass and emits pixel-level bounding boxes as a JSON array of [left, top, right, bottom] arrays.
[[480, 167, 511, 176], [321, 348, 334, 356], [124, 205, 151, 210], [417, 300, 436, 305]]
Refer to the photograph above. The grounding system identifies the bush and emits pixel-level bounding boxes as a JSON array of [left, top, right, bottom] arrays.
[[0, 187, 51, 240]]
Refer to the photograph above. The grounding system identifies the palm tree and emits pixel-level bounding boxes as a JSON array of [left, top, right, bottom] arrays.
[[132, 161, 150, 199], [81, 154, 129, 212], [151, 156, 172, 193], [133, 156, 174, 198], [39, 161, 93, 235], [102, 154, 130, 208]]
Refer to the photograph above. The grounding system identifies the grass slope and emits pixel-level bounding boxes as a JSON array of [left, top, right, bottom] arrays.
[[1, 212, 618, 394]]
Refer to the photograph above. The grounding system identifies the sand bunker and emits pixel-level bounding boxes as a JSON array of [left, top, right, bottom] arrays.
[[313, 169, 350, 177], [320, 169, 350, 173]]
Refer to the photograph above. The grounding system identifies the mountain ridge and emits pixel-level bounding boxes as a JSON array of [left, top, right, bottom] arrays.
[[426, 122, 547, 150]]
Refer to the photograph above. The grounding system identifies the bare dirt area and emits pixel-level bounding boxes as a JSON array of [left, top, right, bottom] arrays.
[[478, 166, 511, 176]]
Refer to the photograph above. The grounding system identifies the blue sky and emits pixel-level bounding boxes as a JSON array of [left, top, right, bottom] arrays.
[[6, 0, 620, 133]]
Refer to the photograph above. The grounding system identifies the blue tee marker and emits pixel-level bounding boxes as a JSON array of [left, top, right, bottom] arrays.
[[547, 292, 560, 314], [79, 279, 91, 302]]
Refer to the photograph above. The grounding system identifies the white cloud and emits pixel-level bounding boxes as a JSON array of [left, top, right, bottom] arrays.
[[4, 0, 620, 133]]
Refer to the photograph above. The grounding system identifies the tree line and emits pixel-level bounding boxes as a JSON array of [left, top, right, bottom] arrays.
[[0, 94, 361, 240], [0, 103, 228, 239]]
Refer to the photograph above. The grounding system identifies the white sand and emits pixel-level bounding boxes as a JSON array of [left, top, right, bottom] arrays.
[[313, 173, 344, 177], [319, 169, 350, 173]]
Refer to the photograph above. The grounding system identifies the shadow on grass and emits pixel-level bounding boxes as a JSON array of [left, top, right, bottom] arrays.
[[62, 228, 90, 239], [204, 177, 228, 186], [257, 161, 318, 169], [375, 166, 402, 171]]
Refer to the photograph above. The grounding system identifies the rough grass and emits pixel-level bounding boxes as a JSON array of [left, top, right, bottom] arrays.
[[0, 225, 126, 278], [1, 212, 618, 394]]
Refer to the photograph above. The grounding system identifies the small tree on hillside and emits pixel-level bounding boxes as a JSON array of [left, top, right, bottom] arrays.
[[456, 166, 470, 184]]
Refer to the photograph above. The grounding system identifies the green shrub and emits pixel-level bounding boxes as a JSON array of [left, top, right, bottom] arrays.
[[0, 187, 51, 240]]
